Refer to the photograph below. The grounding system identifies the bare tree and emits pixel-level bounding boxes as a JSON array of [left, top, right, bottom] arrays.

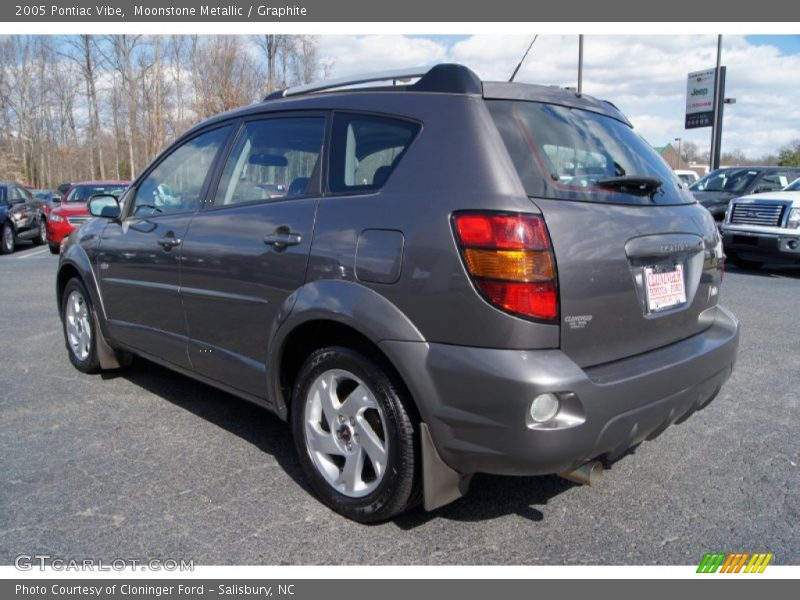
[[190, 36, 261, 118], [289, 35, 332, 86], [103, 35, 143, 178], [254, 35, 280, 96], [0, 35, 333, 187]]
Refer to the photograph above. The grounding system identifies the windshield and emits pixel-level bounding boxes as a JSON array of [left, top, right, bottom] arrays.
[[66, 185, 127, 202], [487, 100, 690, 205], [689, 169, 758, 193]]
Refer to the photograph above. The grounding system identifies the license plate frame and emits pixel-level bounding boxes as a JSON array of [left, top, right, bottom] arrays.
[[644, 263, 687, 313]]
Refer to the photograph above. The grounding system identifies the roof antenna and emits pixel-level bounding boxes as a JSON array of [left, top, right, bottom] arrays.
[[509, 35, 539, 82]]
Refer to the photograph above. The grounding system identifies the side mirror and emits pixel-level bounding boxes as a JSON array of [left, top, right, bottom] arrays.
[[88, 194, 121, 219]]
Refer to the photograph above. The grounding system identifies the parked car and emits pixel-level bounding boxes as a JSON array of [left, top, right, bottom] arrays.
[[56, 64, 739, 522], [720, 176, 800, 268], [0, 181, 47, 254], [47, 180, 129, 254], [32, 189, 60, 202], [32, 189, 62, 219], [689, 166, 800, 221], [674, 169, 699, 186]]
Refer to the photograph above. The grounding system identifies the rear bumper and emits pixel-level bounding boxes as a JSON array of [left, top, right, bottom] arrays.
[[722, 229, 800, 264], [380, 305, 739, 476]]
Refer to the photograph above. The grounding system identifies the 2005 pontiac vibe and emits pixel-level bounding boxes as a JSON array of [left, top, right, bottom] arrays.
[[56, 64, 739, 522]]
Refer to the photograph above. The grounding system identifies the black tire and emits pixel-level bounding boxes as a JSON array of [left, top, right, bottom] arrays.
[[32, 218, 46, 246], [48, 242, 60, 255], [291, 346, 419, 523], [1, 222, 15, 255], [61, 278, 102, 374]]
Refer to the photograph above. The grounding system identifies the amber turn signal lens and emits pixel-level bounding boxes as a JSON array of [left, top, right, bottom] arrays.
[[463, 248, 554, 282]]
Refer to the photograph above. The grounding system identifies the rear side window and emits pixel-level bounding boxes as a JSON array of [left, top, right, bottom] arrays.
[[329, 113, 419, 193], [488, 100, 692, 206], [214, 117, 325, 206]]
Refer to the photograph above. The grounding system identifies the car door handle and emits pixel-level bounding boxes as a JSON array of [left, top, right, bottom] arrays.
[[264, 228, 302, 250], [157, 235, 182, 250]]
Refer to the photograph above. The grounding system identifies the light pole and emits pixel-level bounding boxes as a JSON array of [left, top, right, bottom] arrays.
[[674, 137, 682, 169], [577, 35, 584, 95]]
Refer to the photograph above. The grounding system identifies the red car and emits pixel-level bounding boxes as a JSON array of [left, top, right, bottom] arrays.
[[47, 180, 129, 254]]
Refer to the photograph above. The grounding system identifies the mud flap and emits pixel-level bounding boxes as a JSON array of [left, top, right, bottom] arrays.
[[91, 311, 128, 370], [420, 422, 472, 511]]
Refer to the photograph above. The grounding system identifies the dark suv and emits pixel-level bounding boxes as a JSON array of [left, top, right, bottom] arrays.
[[56, 64, 739, 522], [1, 181, 47, 254], [689, 166, 800, 221]]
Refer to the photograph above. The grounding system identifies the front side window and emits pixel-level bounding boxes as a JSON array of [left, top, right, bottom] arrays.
[[329, 113, 420, 194], [784, 177, 800, 191], [214, 117, 325, 206], [131, 126, 231, 217]]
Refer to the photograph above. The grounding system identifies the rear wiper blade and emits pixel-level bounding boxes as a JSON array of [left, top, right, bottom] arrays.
[[596, 176, 663, 194]]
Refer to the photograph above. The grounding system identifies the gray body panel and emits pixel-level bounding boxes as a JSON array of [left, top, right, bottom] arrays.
[[96, 213, 195, 369], [180, 198, 318, 397], [57, 69, 740, 491], [532, 198, 723, 367], [381, 306, 738, 476]]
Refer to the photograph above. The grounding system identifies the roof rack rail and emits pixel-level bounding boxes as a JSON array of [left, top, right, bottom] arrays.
[[266, 67, 429, 100], [264, 64, 482, 101]]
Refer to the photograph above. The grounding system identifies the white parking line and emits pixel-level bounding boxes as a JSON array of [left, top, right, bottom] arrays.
[[16, 248, 49, 259]]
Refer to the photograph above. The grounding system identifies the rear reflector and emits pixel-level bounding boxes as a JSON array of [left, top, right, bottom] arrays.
[[453, 212, 558, 321], [476, 280, 558, 321]]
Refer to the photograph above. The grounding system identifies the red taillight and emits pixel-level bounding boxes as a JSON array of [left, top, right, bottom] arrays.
[[453, 212, 558, 321], [454, 213, 549, 249]]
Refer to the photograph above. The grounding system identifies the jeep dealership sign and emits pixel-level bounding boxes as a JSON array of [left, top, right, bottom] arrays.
[[685, 69, 716, 129]]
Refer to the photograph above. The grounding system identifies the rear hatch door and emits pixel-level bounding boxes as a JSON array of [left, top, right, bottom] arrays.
[[487, 97, 723, 367]]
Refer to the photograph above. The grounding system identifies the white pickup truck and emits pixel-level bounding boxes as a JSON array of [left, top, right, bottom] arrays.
[[720, 178, 800, 268]]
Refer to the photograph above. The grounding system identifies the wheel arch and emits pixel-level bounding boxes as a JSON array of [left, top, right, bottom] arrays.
[[267, 279, 425, 421], [56, 246, 124, 370]]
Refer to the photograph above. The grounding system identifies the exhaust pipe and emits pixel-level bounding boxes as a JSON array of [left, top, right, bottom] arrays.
[[559, 460, 603, 486]]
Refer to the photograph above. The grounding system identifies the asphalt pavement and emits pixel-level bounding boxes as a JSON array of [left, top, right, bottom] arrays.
[[1, 240, 798, 565]]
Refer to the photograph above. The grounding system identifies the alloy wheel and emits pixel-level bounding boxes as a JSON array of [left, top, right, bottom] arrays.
[[303, 368, 389, 498], [3, 226, 13, 253], [65, 290, 92, 361]]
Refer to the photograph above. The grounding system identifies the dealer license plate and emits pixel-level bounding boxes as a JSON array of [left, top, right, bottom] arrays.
[[644, 263, 686, 312]]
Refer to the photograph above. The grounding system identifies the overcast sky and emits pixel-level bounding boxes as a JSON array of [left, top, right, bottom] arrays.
[[318, 35, 800, 161]]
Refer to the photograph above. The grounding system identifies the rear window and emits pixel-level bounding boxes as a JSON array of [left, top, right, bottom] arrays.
[[488, 100, 692, 205], [67, 185, 127, 202], [329, 113, 420, 194]]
